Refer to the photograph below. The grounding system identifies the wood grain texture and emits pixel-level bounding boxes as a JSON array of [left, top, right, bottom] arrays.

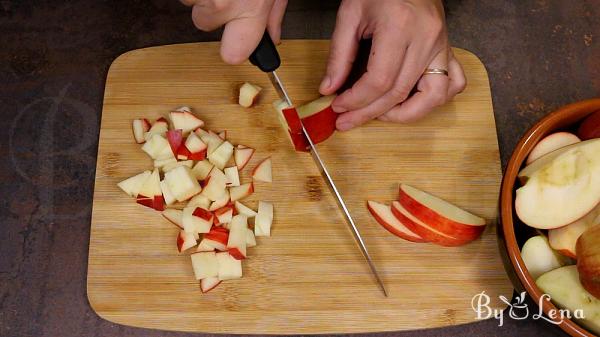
[[88, 41, 511, 334]]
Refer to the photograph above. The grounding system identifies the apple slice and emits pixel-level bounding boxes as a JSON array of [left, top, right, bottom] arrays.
[[521, 235, 570, 280], [234, 145, 255, 170], [162, 160, 193, 173], [252, 157, 272, 183], [117, 170, 151, 197], [185, 132, 208, 160], [227, 215, 248, 260], [515, 139, 600, 229], [214, 206, 234, 225], [208, 141, 234, 170], [578, 110, 600, 140], [137, 168, 164, 211], [160, 179, 176, 206], [254, 201, 273, 237], [391, 201, 468, 247], [192, 160, 214, 180], [142, 134, 174, 160], [238, 82, 262, 108], [549, 203, 600, 258], [216, 252, 242, 280], [144, 117, 169, 141], [187, 193, 211, 209], [200, 276, 221, 293], [235, 201, 257, 218], [132, 118, 150, 144], [169, 110, 204, 135], [526, 132, 581, 164], [166, 129, 183, 156], [163, 166, 202, 202], [209, 191, 230, 211], [367, 201, 425, 243], [224, 166, 240, 187], [162, 208, 183, 229], [182, 206, 213, 234], [398, 184, 486, 241], [177, 230, 197, 253], [201, 168, 227, 201], [190, 251, 219, 280], [229, 183, 254, 202], [246, 228, 257, 247]]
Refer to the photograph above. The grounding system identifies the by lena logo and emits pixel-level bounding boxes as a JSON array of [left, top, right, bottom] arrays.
[[471, 291, 585, 327]]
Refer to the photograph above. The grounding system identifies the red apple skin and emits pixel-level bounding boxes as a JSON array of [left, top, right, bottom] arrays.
[[557, 248, 577, 259], [188, 150, 207, 161], [136, 195, 154, 209], [167, 129, 183, 155], [391, 202, 471, 247], [398, 188, 485, 241], [228, 248, 246, 260], [301, 105, 337, 144], [176, 232, 185, 253], [577, 110, 600, 140], [153, 195, 165, 211], [177, 145, 191, 160], [156, 117, 168, 124], [576, 225, 600, 298], [366, 202, 426, 243], [200, 280, 221, 293], [205, 230, 228, 245], [193, 207, 213, 221]]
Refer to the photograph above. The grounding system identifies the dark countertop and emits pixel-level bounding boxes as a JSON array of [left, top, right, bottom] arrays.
[[1, 1, 598, 336]]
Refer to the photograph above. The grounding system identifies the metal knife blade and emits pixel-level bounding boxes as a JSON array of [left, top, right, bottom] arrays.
[[268, 71, 388, 297]]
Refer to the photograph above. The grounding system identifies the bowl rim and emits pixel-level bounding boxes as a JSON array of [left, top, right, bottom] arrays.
[[500, 98, 600, 337]]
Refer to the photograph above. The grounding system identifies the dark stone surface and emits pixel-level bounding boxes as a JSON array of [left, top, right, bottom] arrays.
[[1, 1, 598, 336]]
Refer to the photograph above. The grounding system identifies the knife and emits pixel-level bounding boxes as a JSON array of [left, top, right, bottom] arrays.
[[250, 33, 388, 297]]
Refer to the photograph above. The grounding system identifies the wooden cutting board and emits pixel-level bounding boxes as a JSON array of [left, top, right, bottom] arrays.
[[88, 40, 512, 334]]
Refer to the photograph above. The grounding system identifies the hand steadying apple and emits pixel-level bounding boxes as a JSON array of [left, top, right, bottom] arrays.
[[181, 0, 466, 131]]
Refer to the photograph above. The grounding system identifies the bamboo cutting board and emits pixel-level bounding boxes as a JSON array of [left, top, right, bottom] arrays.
[[88, 41, 512, 334]]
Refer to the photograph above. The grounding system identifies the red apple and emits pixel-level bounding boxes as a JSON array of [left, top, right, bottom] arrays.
[[204, 226, 229, 245], [367, 201, 425, 243], [162, 160, 193, 173], [132, 118, 150, 144], [578, 110, 600, 140], [252, 157, 272, 183]]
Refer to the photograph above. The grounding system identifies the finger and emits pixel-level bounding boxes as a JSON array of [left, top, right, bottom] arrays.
[[318, 5, 360, 96], [331, 27, 407, 113], [180, 0, 197, 6], [267, 0, 288, 44], [447, 51, 467, 97], [220, 13, 270, 64], [191, 2, 236, 32]]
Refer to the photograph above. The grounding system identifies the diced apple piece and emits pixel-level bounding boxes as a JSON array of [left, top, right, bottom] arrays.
[[190, 251, 219, 280], [160, 179, 176, 206], [182, 206, 213, 234], [578, 110, 600, 140], [144, 117, 169, 141], [235, 201, 257, 218], [536, 265, 600, 333], [162, 208, 183, 229], [398, 184, 486, 242], [549, 203, 600, 258], [185, 132, 208, 160], [227, 215, 248, 259], [202, 238, 227, 251], [154, 157, 177, 169], [214, 206, 234, 225], [117, 170, 151, 197], [166, 129, 183, 156], [176, 145, 191, 160], [132, 118, 150, 144], [199, 130, 224, 155], [201, 168, 228, 201], [254, 201, 273, 237], [252, 157, 272, 183], [187, 194, 211, 209], [177, 230, 197, 253], [229, 183, 254, 202], [192, 160, 214, 181], [515, 139, 600, 229], [521, 235, 571, 280], [208, 141, 234, 170], [162, 160, 193, 173], [209, 191, 230, 211], [163, 166, 202, 202], [169, 110, 204, 135], [142, 134, 174, 160], [217, 130, 227, 140], [234, 145, 255, 170], [200, 276, 221, 293], [204, 226, 229, 245], [238, 82, 262, 108], [246, 228, 257, 247], [196, 239, 215, 252], [216, 252, 242, 280], [224, 166, 240, 187], [526, 132, 581, 164], [367, 201, 425, 243], [137, 168, 164, 211]]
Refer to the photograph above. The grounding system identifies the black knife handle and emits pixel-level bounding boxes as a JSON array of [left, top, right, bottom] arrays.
[[249, 32, 281, 73]]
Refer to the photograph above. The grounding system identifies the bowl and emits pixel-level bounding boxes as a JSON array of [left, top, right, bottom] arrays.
[[498, 98, 600, 337]]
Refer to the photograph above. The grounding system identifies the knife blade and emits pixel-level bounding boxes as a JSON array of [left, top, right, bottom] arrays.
[[250, 33, 388, 297]]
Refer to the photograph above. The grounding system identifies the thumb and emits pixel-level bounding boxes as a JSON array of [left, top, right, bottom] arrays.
[[267, 0, 288, 44], [220, 15, 269, 65]]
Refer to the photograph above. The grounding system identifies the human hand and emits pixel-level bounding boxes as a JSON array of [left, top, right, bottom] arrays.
[[319, 0, 466, 131], [181, 0, 288, 64]]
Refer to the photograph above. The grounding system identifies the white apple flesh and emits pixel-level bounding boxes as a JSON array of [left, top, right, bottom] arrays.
[[132, 118, 150, 144], [521, 235, 571, 280], [254, 201, 273, 237], [234, 145, 255, 170], [216, 252, 242, 280], [190, 251, 219, 280], [117, 170, 151, 197], [162, 208, 184, 229], [549, 203, 600, 258], [238, 82, 262, 108], [163, 166, 202, 202], [526, 132, 581, 164], [227, 215, 248, 259], [252, 157, 272, 183]]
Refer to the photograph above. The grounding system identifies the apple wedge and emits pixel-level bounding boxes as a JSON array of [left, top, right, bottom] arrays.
[[234, 145, 255, 170], [254, 201, 273, 237], [224, 166, 240, 187], [177, 230, 197, 253], [162, 208, 183, 229], [526, 132, 581, 164], [235, 201, 257, 218], [227, 215, 248, 259], [238, 82, 262, 108], [144, 117, 169, 141], [200, 277, 221, 293], [137, 168, 164, 211], [191, 160, 214, 181], [578, 110, 600, 140], [515, 139, 600, 229], [521, 235, 570, 280], [252, 157, 272, 183], [398, 184, 486, 241], [190, 251, 219, 280], [132, 118, 150, 144], [367, 201, 425, 243], [169, 110, 204, 135], [229, 183, 254, 202], [549, 203, 600, 258], [207, 141, 234, 170], [163, 166, 202, 202], [117, 170, 151, 197], [216, 252, 242, 280]]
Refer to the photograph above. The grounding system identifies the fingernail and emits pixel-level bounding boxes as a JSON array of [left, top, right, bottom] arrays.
[[337, 122, 354, 131], [319, 75, 331, 93]]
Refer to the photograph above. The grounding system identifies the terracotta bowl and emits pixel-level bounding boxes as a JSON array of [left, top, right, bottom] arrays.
[[498, 98, 600, 337]]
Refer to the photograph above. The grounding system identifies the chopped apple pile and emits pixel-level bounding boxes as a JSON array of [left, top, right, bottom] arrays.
[[118, 106, 275, 293], [368, 184, 486, 247]]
